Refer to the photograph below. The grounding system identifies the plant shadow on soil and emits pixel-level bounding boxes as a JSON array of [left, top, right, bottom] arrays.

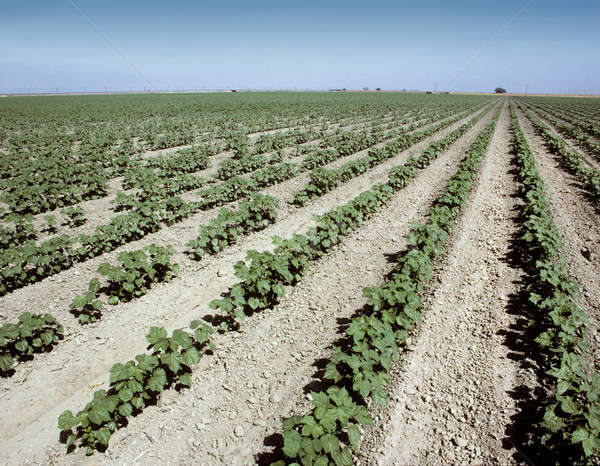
[[496, 162, 556, 465]]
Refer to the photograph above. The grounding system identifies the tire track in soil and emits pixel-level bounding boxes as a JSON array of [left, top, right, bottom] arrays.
[[514, 105, 600, 370], [0, 108, 497, 464], [359, 102, 527, 464]]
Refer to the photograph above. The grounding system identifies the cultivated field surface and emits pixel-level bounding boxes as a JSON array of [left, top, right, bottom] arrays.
[[0, 92, 598, 465]]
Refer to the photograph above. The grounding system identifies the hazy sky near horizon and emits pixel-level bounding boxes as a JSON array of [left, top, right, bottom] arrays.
[[1, 0, 598, 94]]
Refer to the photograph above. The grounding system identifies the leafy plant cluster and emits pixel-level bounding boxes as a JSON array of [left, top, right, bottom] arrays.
[[519, 104, 600, 203], [0, 217, 36, 249], [187, 193, 278, 260], [61, 206, 87, 228], [253, 127, 323, 154], [146, 145, 214, 175], [121, 166, 206, 204], [0, 312, 63, 374], [58, 323, 214, 454], [0, 162, 287, 295], [215, 153, 267, 180], [511, 107, 599, 464], [0, 103, 486, 297], [2, 160, 109, 215], [0, 234, 74, 295], [274, 110, 500, 465], [70, 244, 179, 324], [528, 101, 600, 141], [210, 184, 394, 323]]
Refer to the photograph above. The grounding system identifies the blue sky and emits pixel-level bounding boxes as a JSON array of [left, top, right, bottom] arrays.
[[1, 0, 598, 94]]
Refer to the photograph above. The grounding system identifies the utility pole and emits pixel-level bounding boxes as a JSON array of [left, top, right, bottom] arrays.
[[434, 82, 438, 93], [525, 83, 528, 96]]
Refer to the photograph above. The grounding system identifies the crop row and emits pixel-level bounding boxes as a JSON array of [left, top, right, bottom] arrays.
[[271, 109, 500, 465], [511, 106, 599, 464], [290, 104, 489, 206], [522, 103, 600, 160], [56, 101, 497, 455], [0, 312, 64, 374], [530, 101, 600, 139], [0, 106, 479, 296]]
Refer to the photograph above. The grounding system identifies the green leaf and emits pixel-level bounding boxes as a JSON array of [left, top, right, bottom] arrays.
[[88, 408, 109, 425], [0, 353, 14, 372], [560, 396, 579, 414], [118, 402, 133, 417], [282, 429, 302, 458], [147, 368, 167, 392], [182, 347, 200, 366], [571, 426, 589, 444], [146, 327, 168, 345], [109, 363, 129, 383], [118, 387, 133, 402], [178, 372, 192, 387], [347, 423, 361, 450], [66, 433, 76, 447], [171, 329, 192, 349], [95, 427, 112, 446], [58, 410, 79, 430]]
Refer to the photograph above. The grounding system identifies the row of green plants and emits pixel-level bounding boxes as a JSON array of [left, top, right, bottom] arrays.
[[271, 109, 500, 465], [0, 106, 478, 296], [70, 244, 179, 324], [58, 322, 214, 455], [2, 159, 108, 215], [524, 103, 600, 159], [187, 194, 278, 260], [145, 145, 217, 175], [290, 105, 488, 206], [511, 107, 599, 464], [0, 312, 64, 375], [531, 101, 600, 140], [55, 102, 493, 455], [115, 112, 418, 210], [518, 104, 600, 203], [0, 207, 88, 251], [209, 104, 496, 324]]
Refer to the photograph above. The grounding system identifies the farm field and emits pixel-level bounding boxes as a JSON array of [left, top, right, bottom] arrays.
[[0, 92, 598, 465]]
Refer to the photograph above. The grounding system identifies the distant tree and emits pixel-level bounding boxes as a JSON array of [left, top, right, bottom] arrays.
[[376, 87, 381, 91], [363, 87, 369, 91], [495, 87, 507, 94]]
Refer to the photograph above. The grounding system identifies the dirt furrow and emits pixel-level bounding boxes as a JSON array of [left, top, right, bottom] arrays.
[[358, 102, 528, 464], [0, 106, 496, 465]]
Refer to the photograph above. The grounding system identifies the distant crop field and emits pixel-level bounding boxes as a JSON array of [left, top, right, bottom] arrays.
[[0, 92, 598, 465]]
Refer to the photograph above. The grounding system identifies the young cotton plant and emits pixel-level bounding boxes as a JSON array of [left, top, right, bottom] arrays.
[[187, 193, 278, 260], [61, 206, 87, 227], [0, 312, 63, 374], [97, 244, 179, 304]]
